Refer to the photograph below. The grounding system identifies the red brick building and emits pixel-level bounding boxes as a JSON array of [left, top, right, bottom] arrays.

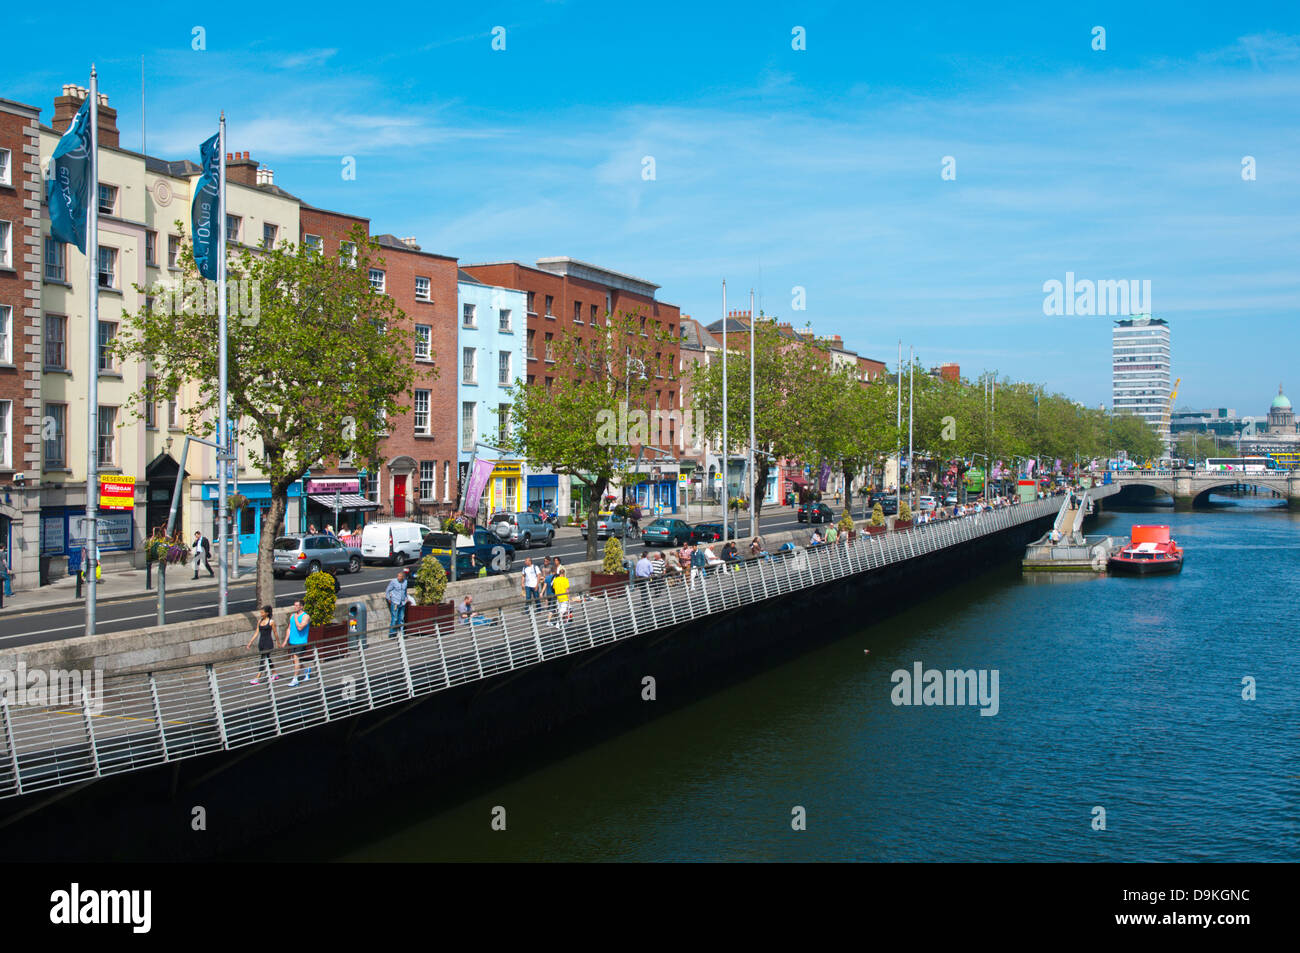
[[0, 97, 42, 587]]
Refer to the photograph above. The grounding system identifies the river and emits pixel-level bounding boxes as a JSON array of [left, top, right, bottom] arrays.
[[297, 497, 1298, 861]]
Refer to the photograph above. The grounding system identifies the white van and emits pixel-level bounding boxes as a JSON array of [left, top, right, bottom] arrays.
[[360, 521, 426, 565]]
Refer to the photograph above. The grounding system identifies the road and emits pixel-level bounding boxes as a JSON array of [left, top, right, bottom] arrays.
[[0, 508, 822, 648]]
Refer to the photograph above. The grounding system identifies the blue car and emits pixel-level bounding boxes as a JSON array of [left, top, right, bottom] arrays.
[[421, 528, 515, 575]]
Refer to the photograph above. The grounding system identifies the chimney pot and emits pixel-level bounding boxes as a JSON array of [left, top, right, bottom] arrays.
[[242, 151, 249, 160]]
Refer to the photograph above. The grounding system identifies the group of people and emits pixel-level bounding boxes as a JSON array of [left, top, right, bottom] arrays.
[[520, 556, 572, 625], [244, 600, 314, 687]]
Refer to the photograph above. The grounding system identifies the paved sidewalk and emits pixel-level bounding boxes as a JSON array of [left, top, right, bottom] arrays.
[[1, 557, 259, 616]]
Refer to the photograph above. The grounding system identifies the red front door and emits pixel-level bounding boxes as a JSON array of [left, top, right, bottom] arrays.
[[394, 475, 407, 517]]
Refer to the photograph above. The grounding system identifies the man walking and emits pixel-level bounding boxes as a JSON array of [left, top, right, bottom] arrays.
[[282, 600, 312, 686], [634, 552, 653, 605], [689, 543, 707, 591], [385, 568, 411, 638], [192, 530, 213, 579], [521, 557, 541, 609]]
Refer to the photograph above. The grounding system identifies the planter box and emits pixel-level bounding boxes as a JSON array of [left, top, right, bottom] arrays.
[[893, 519, 914, 531], [589, 572, 627, 593], [406, 602, 454, 632], [309, 622, 348, 660], [865, 525, 887, 536]]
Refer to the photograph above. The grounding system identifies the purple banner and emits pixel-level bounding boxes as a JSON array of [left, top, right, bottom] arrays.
[[1026, 459, 1036, 475], [818, 462, 831, 491], [463, 458, 495, 516]]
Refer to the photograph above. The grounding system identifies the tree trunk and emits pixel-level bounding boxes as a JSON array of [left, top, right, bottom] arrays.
[[842, 467, 854, 515], [584, 475, 608, 562], [754, 460, 770, 523], [256, 492, 289, 608]]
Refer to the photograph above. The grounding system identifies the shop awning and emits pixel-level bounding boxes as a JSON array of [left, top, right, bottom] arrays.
[[308, 493, 380, 510], [786, 474, 810, 487]]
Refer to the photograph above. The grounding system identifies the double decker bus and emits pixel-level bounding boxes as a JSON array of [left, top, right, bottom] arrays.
[[1267, 451, 1300, 470], [1203, 456, 1276, 473]]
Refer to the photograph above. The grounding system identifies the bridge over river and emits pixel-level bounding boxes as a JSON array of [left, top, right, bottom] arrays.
[[1108, 469, 1300, 508], [0, 491, 1112, 816]]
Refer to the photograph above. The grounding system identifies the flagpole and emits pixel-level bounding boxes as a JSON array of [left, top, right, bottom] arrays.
[[721, 280, 728, 542], [908, 345, 914, 511], [895, 339, 901, 516], [748, 289, 755, 540], [85, 68, 100, 637], [216, 114, 229, 615]]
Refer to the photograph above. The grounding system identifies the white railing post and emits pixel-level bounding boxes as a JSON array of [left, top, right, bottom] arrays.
[[529, 603, 546, 661], [0, 698, 23, 795], [499, 613, 516, 670], [468, 623, 486, 678], [625, 585, 640, 636], [432, 624, 452, 688], [395, 631, 417, 697], [580, 597, 598, 646], [312, 647, 330, 717], [266, 661, 283, 733], [205, 664, 229, 751], [356, 643, 375, 710], [604, 592, 617, 641], [147, 673, 169, 761]]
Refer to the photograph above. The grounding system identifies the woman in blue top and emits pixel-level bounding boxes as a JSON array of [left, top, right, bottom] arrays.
[[281, 600, 313, 686]]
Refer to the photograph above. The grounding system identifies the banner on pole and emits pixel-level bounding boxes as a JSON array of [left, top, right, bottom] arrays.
[[191, 132, 221, 281], [46, 98, 93, 252], [462, 459, 495, 516]]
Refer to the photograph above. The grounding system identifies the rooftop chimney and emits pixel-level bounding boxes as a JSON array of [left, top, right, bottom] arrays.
[[225, 150, 259, 187], [53, 84, 118, 148], [255, 167, 275, 187], [400, 237, 420, 250]]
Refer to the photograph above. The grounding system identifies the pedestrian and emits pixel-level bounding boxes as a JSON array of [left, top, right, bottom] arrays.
[[0, 545, 11, 598], [459, 595, 476, 622], [326, 524, 338, 538], [522, 556, 541, 608], [308, 524, 318, 535], [281, 600, 312, 686], [749, 536, 767, 559], [552, 567, 571, 623], [191, 531, 213, 579], [689, 543, 707, 590], [825, 523, 838, 544], [385, 568, 410, 638], [650, 551, 667, 591], [247, 605, 279, 685], [634, 552, 653, 604]]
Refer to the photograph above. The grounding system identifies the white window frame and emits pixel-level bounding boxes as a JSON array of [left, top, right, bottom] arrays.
[[43, 402, 66, 468], [0, 400, 11, 469], [225, 214, 242, 243], [303, 234, 322, 255], [369, 268, 386, 293], [413, 389, 431, 435], [97, 183, 117, 215], [462, 402, 476, 447], [44, 314, 66, 368], [462, 347, 476, 384], [97, 405, 117, 467], [419, 461, 435, 500], [262, 222, 278, 248], [415, 276, 430, 301], [98, 320, 117, 372], [97, 246, 117, 289], [498, 350, 511, 385], [0, 148, 10, 186], [499, 308, 512, 332], [168, 234, 180, 269], [0, 220, 10, 269], [0, 305, 11, 363], [44, 237, 65, 281], [339, 241, 357, 267], [414, 325, 432, 361], [462, 303, 476, 328]]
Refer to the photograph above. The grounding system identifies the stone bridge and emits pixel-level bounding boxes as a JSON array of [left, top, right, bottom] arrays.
[[1108, 469, 1300, 509]]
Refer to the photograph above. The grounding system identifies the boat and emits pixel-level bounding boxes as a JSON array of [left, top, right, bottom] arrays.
[[1107, 525, 1183, 575]]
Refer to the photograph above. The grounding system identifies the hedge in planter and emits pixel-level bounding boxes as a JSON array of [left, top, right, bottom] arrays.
[[409, 555, 454, 626], [896, 502, 914, 529], [866, 502, 887, 535], [304, 570, 346, 656], [591, 535, 628, 592]]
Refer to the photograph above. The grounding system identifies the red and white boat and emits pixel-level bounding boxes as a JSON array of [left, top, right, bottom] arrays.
[[1107, 525, 1183, 575]]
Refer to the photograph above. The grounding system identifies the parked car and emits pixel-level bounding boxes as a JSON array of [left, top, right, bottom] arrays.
[[642, 517, 692, 546], [360, 521, 428, 566], [689, 522, 735, 544], [868, 492, 899, 516], [486, 511, 555, 549], [917, 495, 937, 513], [943, 492, 959, 507], [421, 528, 515, 575], [273, 534, 362, 578], [580, 512, 629, 540], [797, 501, 833, 523]]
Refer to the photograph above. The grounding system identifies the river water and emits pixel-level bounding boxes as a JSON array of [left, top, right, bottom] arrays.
[[320, 498, 1297, 862]]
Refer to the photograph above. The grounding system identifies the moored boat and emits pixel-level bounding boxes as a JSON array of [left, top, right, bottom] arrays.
[[1107, 525, 1183, 575]]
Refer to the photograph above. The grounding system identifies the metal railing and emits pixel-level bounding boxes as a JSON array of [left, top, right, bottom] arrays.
[[0, 495, 1076, 802]]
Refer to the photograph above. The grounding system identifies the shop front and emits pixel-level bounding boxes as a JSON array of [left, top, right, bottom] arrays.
[[304, 478, 379, 536], [526, 472, 559, 517], [626, 463, 679, 515], [202, 481, 302, 555], [485, 461, 525, 515]]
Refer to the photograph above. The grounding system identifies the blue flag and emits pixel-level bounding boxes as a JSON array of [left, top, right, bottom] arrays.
[[191, 133, 221, 280], [46, 98, 93, 253]]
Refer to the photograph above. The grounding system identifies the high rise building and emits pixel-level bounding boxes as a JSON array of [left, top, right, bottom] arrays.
[[1112, 315, 1171, 445]]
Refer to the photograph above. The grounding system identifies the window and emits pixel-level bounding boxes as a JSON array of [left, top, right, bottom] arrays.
[[0, 220, 10, 269], [0, 400, 11, 469], [0, 305, 10, 363], [168, 394, 180, 429], [368, 268, 385, 293], [145, 230, 157, 266], [97, 183, 117, 215], [545, 295, 554, 318], [44, 314, 66, 368], [414, 389, 430, 435], [498, 404, 510, 439], [419, 461, 435, 500], [498, 351, 511, 385], [526, 329, 536, 360], [262, 223, 277, 248], [462, 346, 476, 384], [527, 374, 535, 385], [97, 406, 117, 466], [462, 402, 476, 447], [339, 241, 357, 267], [414, 325, 432, 360], [303, 234, 322, 255], [43, 402, 66, 468], [573, 301, 582, 323], [462, 303, 476, 328], [168, 234, 180, 268], [498, 308, 511, 332], [97, 321, 117, 372], [145, 378, 157, 429], [97, 246, 116, 289], [225, 214, 241, 242], [415, 276, 430, 301], [44, 237, 65, 281], [591, 303, 598, 323], [0, 148, 10, 186], [544, 333, 554, 362], [527, 291, 536, 314]]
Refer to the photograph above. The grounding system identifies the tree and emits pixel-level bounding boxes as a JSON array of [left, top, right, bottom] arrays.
[[1174, 432, 1220, 464], [113, 225, 417, 606], [500, 311, 666, 561]]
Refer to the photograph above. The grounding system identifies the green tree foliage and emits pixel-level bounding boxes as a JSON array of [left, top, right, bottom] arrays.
[[602, 535, 626, 574], [414, 555, 449, 606], [303, 570, 337, 626], [113, 225, 417, 606]]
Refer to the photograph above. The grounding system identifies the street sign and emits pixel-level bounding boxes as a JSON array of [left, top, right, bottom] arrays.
[[99, 475, 136, 510]]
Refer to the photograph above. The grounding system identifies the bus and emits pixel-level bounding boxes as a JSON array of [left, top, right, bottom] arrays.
[[1203, 456, 1276, 473], [1267, 451, 1300, 470]]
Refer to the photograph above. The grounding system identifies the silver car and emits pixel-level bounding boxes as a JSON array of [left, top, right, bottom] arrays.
[[486, 511, 555, 549], [273, 534, 362, 578]]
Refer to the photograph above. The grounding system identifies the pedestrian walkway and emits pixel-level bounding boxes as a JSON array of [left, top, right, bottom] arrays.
[[1, 557, 258, 616]]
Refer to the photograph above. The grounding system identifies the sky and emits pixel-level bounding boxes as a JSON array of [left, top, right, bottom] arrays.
[[4, 1, 1299, 414]]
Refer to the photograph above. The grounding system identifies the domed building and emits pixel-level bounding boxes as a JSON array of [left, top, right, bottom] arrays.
[[1267, 384, 1295, 434]]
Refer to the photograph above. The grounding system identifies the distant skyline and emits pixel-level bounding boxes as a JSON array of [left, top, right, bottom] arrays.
[[4, 1, 1298, 414]]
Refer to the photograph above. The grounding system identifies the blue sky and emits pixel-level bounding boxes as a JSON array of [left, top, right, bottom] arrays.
[[5, 1, 1299, 413]]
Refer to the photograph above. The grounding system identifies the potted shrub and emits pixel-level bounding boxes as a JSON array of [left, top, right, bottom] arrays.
[[837, 510, 856, 541], [866, 502, 886, 535], [590, 535, 628, 592], [304, 569, 347, 657], [895, 501, 914, 530], [407, 555, 454, 626]]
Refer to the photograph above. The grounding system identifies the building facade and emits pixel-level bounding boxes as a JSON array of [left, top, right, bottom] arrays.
[[1112, 315, 1171, 446]]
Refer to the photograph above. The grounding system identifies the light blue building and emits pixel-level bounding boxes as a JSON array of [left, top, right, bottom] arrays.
[[457, 272, 528, 513]]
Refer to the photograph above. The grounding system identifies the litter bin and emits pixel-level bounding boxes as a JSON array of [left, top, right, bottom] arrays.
[[346, 602, 368, 652]]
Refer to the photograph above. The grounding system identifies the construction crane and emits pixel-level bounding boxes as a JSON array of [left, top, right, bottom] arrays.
[[1160, 377, 1181, 457]]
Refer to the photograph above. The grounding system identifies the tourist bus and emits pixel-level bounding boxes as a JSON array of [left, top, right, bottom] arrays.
[[1267, 451, 1300, 470], [1203, 456, 1276, 473]]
